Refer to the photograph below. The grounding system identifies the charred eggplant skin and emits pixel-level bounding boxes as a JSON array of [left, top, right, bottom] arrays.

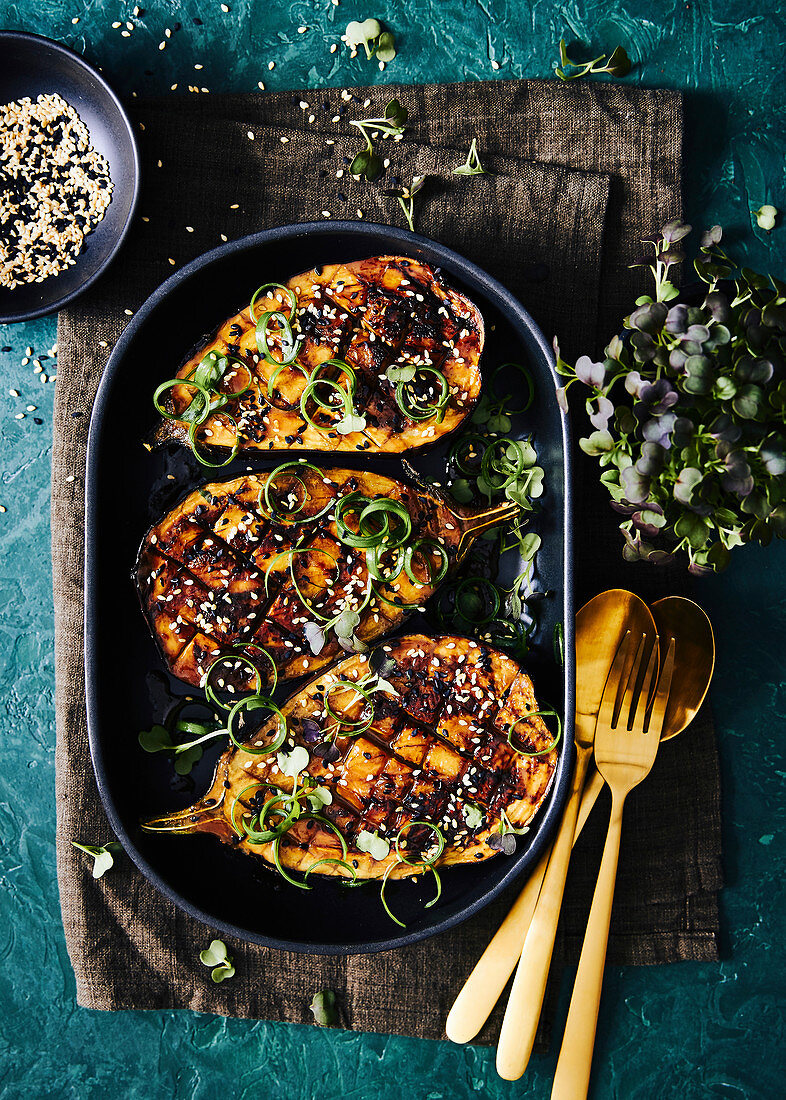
[[134, 467, 519, 692], [142, 634, 559, 881], [154, 255, 484, 456]]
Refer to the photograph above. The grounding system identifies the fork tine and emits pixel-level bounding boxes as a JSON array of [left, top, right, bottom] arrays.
[[596, 631, 634, 730], [646, 636, 676, 736], [630, 637, 660, 734], [619, 634, 647, 730]]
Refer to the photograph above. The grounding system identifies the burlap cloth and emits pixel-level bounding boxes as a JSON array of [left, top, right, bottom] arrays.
[[53, 79, 722, 1044]]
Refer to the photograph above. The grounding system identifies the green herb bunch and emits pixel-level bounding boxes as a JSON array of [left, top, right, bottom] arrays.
[[555, 222, 786, 574]]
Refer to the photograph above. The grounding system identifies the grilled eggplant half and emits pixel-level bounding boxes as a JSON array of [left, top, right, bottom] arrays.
[[136, 465, 519, 692], [142, 634, 559, 881], [153, 255, 483, 458]]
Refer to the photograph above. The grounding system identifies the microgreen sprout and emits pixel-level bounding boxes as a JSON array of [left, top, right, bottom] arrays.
[[138, 719, 226, 776], [72, 840, 121, 878], [554, 38, 632, 82], [453, 138, 486, 176], [383, 175, 427, 232], [343, 19, 396, 63], [309, 989, 339, 1026], [356, 829, 391, 861], [555, 221, 786, 573], [754, 204, 778, 231], [199, 939, 235, 983], [349, 99, 408, 181], [488, 810, 530, 855], [462, 802, 484, 829]]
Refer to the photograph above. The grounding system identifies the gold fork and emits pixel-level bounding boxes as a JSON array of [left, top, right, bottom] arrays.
[[550, 632, 676, 1100]]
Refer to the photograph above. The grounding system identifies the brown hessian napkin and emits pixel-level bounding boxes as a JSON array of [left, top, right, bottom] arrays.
[[53, 79, 722, 1044]]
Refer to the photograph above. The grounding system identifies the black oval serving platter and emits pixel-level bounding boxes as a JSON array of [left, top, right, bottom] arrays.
[[0, 31, 139, 323], [85, 221, 575, 954]]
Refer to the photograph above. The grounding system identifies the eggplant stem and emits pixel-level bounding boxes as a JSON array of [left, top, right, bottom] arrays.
[[141, 796, 224, 835], [452, 498, 522, 564]]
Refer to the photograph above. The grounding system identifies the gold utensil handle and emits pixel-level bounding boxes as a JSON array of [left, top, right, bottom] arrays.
[[445, 766, 606, 1045], [551, 790, 627, 1100], [495, 746, 592, 1080]]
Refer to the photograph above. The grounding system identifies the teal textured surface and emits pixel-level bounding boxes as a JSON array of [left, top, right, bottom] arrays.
[[1, 2, 785, 1097]]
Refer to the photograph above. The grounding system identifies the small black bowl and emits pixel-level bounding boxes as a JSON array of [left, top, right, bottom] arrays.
[[0, 31, 139, 323]]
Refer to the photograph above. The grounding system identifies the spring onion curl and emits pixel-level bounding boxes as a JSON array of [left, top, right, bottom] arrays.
[[153, 350, 253, 468], [380, 858, 443, 927], [299, 358, 360, 432], [394, 366, 449, 422], [255, 310, 303, 366], [204, 647, 278, 710], [490, 361, 535, 415], [506, 707, 562, 757], [249, 282, 297, 323], [323, 678, 376, 735], [394, 821, 446, 866], [257, 462, 335, 524], [226, 694, 288, 754]]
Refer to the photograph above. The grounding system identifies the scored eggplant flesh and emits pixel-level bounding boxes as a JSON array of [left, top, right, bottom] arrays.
[[154, 255, 484, 455], [142, 634, 559, 880], [135, 465, 520, 691]]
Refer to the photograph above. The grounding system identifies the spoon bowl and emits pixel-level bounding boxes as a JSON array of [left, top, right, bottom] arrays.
[[651, 596, 715, 740]]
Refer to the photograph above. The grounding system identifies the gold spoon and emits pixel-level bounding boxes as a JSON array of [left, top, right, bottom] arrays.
[[446, 594, 713, 1047], [447, 589, 656, 1046]]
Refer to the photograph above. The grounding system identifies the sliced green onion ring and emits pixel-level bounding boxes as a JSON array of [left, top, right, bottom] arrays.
[[403, 538, 449, 587], [448, 433, 491, 476], [154, 377, 211, 423], [507, 707, 562, 757], [259, 462, 334, 525], [288, 548, 340, 623], [491, 361, 535, 415], [323, 679, 375, 735], [204, 648, 277, 710], [230, 781, 269, 838], [395, 367, 449, 422], [256, 309, 302, 365], [273, 831, 312, 890], [249, 282, 297, 323], [395, 821, 446, 866], [304, 857, 358, 885], [302, 813, 349, 860], [365, 544, 405, 583], [299, 359, 358, 432], [187, 411, 241, 468], [226, 694, 287, 754], [380, 861, 406, 928]]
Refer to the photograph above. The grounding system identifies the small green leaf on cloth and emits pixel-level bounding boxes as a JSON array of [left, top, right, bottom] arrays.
[[199, 939, 235, 983], [72, 841, 122, 879], [309, 989, 339, 1026]]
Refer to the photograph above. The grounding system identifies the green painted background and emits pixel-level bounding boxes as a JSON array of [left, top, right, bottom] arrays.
[[1, 2, 785, 1097]]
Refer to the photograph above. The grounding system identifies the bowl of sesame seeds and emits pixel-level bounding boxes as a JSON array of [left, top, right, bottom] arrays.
[[0, 31, 139, 323]]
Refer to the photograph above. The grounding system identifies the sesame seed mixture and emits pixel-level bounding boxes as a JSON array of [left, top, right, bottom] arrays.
[[0, 93, 113, 289]]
